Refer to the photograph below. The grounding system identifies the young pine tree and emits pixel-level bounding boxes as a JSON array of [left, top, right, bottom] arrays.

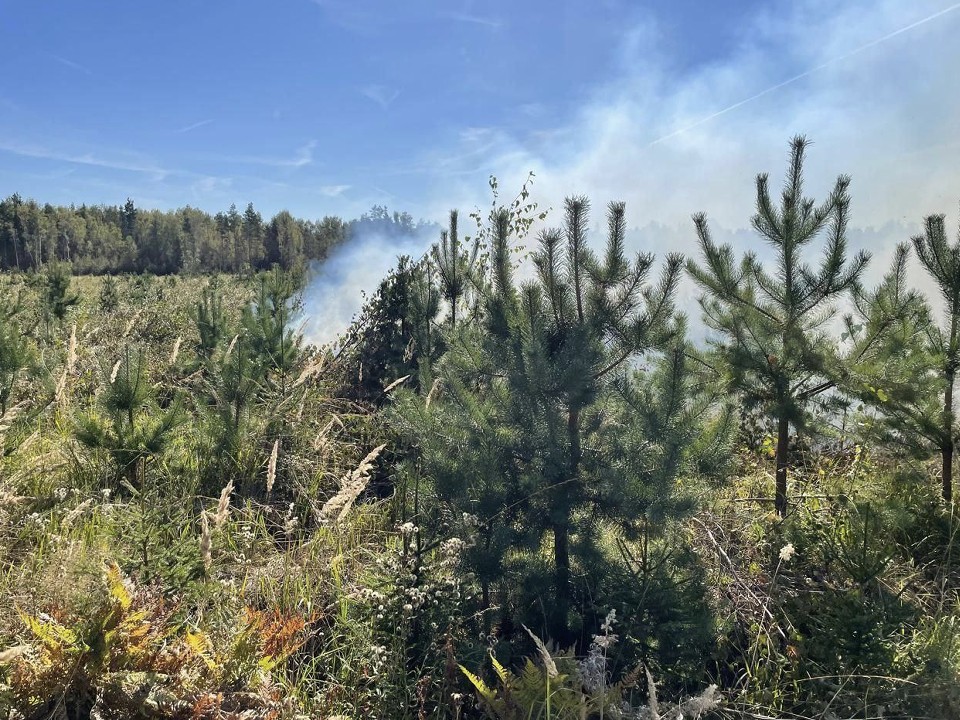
[[855, 216, 960, 500], [0, 292, 33, 417], [341, 256, 441, 402], [194, 282, 228, 362], [243, 267, 303, 392], [42, 261, 80, 338], [841, 245, 938, 465], [910, 212, 960, 500], [74, 346, 184, 490], [431, 209, 481, 329], [687, 136, 868, 516], [98, 274, 120, 314], [198, 332, 262, 493], [393, 198, 684, 645]]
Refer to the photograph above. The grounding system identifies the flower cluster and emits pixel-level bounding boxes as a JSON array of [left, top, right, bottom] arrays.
[[360, 523, 478, 648]]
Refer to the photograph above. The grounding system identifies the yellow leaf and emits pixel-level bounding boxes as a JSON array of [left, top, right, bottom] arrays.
[[460, 664, 497, 704], [105, 561, 131, 611], [489, 653, 510, 685], [186, 629, 217, 670], [20, 611, 79, 649]]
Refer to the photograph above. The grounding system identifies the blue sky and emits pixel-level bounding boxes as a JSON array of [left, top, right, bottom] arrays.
[[1, 0, 959, 237], [0, 0, 806, 218]]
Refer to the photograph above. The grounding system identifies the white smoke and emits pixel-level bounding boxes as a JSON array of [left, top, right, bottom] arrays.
[[302, 226, 439, 348], [301, 0, 957, 344], [416, 0, 959, 265]]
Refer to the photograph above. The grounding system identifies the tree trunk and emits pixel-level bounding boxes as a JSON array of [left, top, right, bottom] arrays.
[[552, 520, 571, 641], [775, 414, 789, 517], [550, 407, 582, 645], [481, 525, 492, 633], [944, 369, 954, 502]]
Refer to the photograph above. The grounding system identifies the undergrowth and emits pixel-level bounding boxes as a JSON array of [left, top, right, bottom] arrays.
[[0, 273, 958, 719]]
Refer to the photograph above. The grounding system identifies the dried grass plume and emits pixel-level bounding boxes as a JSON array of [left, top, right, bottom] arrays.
[[266, 439, 279, 494], [320, 443, 386, 524]]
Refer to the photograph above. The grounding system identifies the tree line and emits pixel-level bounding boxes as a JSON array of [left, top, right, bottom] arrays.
[[0, 195, 432, 275]]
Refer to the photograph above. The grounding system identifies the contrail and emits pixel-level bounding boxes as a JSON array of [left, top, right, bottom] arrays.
[[48, 53, 93, 76], [178, 119, 214, 133], [648, 2, 960, 146]]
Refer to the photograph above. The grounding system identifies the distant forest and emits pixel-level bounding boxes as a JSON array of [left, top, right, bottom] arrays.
[[0, 194, 432, 274]]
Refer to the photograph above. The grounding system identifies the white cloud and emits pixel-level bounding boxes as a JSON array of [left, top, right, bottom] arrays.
[[191, 175, 233, 196], [318, 184, 351, 197], [360, 84, 400, 109], [441, 11, 502, 29]]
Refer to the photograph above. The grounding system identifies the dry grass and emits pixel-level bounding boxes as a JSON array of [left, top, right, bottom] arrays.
[[320, 443, 386, 524]]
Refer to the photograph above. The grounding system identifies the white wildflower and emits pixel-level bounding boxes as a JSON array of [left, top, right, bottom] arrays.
[[779, 543, 796, 562], [441, 537, 465, 555]]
